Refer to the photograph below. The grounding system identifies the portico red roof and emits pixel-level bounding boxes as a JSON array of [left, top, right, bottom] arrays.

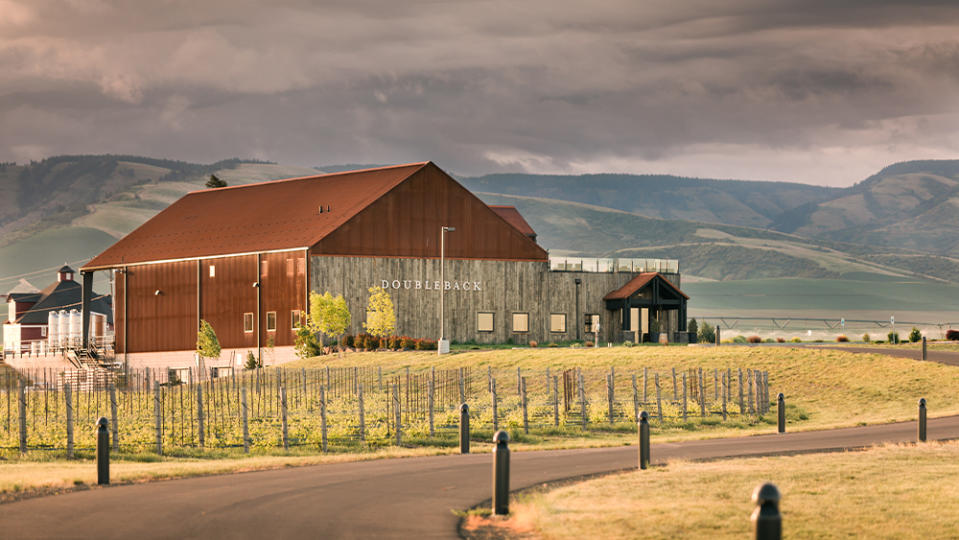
[[603, 272, 689, 301]]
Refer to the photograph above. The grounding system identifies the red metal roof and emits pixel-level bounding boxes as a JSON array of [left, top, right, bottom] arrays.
[[603, 272, 689, 300], [82, 162, 429, 269], [490, 206, 536, 238]]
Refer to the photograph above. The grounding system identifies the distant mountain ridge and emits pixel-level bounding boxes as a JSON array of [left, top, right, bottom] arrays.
[[463, 159, 959, 257], [461, 173, 841, 229], [2, 154, 959, 292]]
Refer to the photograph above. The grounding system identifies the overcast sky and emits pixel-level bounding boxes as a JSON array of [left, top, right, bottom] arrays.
[[2, 1, 959, 186]]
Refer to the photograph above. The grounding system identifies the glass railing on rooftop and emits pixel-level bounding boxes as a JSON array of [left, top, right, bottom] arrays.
[[549, 257, 678, 274]]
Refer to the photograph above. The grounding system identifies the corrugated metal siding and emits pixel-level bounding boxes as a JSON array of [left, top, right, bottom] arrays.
[[259, 252, 306, 348], [200, 255, 258, 350], [312, 164, 548, 261], [123, 261, 197, 353]]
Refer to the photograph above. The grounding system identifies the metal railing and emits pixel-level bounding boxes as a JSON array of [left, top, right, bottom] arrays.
[[549, 257, 679, 274]]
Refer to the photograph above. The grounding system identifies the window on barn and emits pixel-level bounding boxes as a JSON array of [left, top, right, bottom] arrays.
[[296, 258, 305, 275], [550, 313, 567, 333], [266, 311, 277, 332], [477, 312, 494, 333], [286, 258, 294, 278], [512, 312, 529, 333], [243, 313, 254, 333], [584, 313, 599, 334], [291, 310, 301, 330]]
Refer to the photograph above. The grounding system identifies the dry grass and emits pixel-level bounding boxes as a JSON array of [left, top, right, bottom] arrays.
[[288, 346, 959, 432], [494, 441, 959, 539], [6, 345, 959, 501]]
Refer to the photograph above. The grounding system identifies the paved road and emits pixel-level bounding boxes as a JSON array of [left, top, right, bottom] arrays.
[[6, 415, 959, 539]]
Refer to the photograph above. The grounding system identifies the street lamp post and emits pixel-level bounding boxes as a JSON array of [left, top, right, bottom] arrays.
[[439, 226, 456, 354]]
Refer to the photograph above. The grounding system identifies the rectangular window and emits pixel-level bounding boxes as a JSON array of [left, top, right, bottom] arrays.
[[296, 258, 305, 275], [286, 258, 294, 278], [266, 311, 277, 332], [477, 312, 494, 333], [291, 310, 302, 330], [584, 314, 599, 334], [260, 260, 268, 277], [41, 326, 48, 337], [549, 313, 567, 333], [512, 312, 529, 333], [208, 264, 216, 278], [243, 313, 254, 333]]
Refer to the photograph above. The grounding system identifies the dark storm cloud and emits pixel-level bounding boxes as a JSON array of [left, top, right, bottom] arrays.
[[1, 0, 958, 184]]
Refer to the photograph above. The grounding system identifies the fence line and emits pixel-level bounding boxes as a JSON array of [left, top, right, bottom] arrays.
[[0, 364, 771, 454]]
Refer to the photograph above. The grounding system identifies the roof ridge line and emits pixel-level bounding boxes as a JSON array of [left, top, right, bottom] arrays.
[[188, 161, 432, 195]]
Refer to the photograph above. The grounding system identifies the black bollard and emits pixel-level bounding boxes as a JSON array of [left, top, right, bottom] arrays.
[[459, 403, 470, 454], [493, 430, 510, 515], [96, 417, 110, 485], [752, 482, 782, 540], [716, 327, 721, 346], [638, 411, 650, 470], [922, 336, 927, 361], [918, 398, 927, 442], [777, 393, 785, 434]]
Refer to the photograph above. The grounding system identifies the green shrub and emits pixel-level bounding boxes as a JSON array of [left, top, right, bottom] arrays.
[[888, 331, 900, 344], [790, 337, 802, 343], [733, 335, 748, 344], [294, 327, 322, 359], [697, 322, 716, 344], [863, 333, 870, 343], [622, 341, 635, 347], [244, 351, 261, 370], [909, 328, 922, 343]]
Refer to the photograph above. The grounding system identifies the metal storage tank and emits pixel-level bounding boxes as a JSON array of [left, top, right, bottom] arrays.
[[57, 310, 69, 348], [48, 311, 59, 348], [68, 309, 81, 347]]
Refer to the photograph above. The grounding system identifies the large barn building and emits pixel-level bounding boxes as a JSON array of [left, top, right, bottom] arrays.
[[78, 162, 688, 370]]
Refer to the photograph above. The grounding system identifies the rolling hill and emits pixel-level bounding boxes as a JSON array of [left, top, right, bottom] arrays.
[[2, 155, 959, 299]]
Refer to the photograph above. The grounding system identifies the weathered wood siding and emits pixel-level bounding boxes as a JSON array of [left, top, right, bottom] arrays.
[[310, 255, 681, 344]]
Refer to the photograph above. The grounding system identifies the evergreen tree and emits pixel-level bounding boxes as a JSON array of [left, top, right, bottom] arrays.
[[196, 320, 221, 359], [205, 174, 227, 188]]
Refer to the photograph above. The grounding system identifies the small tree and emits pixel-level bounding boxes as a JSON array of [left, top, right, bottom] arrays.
[[887, 331, 899, 344], [908, 327, 922, 343], [310, 291, 352, 348], [698, 322, 716, 344], [294, 326, 322, 359], [363, 286, 396, 338], [687, 318, 698, 339], [196, 320, 221, 359], [205, 174, 227, 188], [244, 351, 262, 370]]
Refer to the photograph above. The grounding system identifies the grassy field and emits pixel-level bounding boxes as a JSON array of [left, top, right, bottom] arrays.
[[3, 346, 959, 501], [470, 441, 959, 539]]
